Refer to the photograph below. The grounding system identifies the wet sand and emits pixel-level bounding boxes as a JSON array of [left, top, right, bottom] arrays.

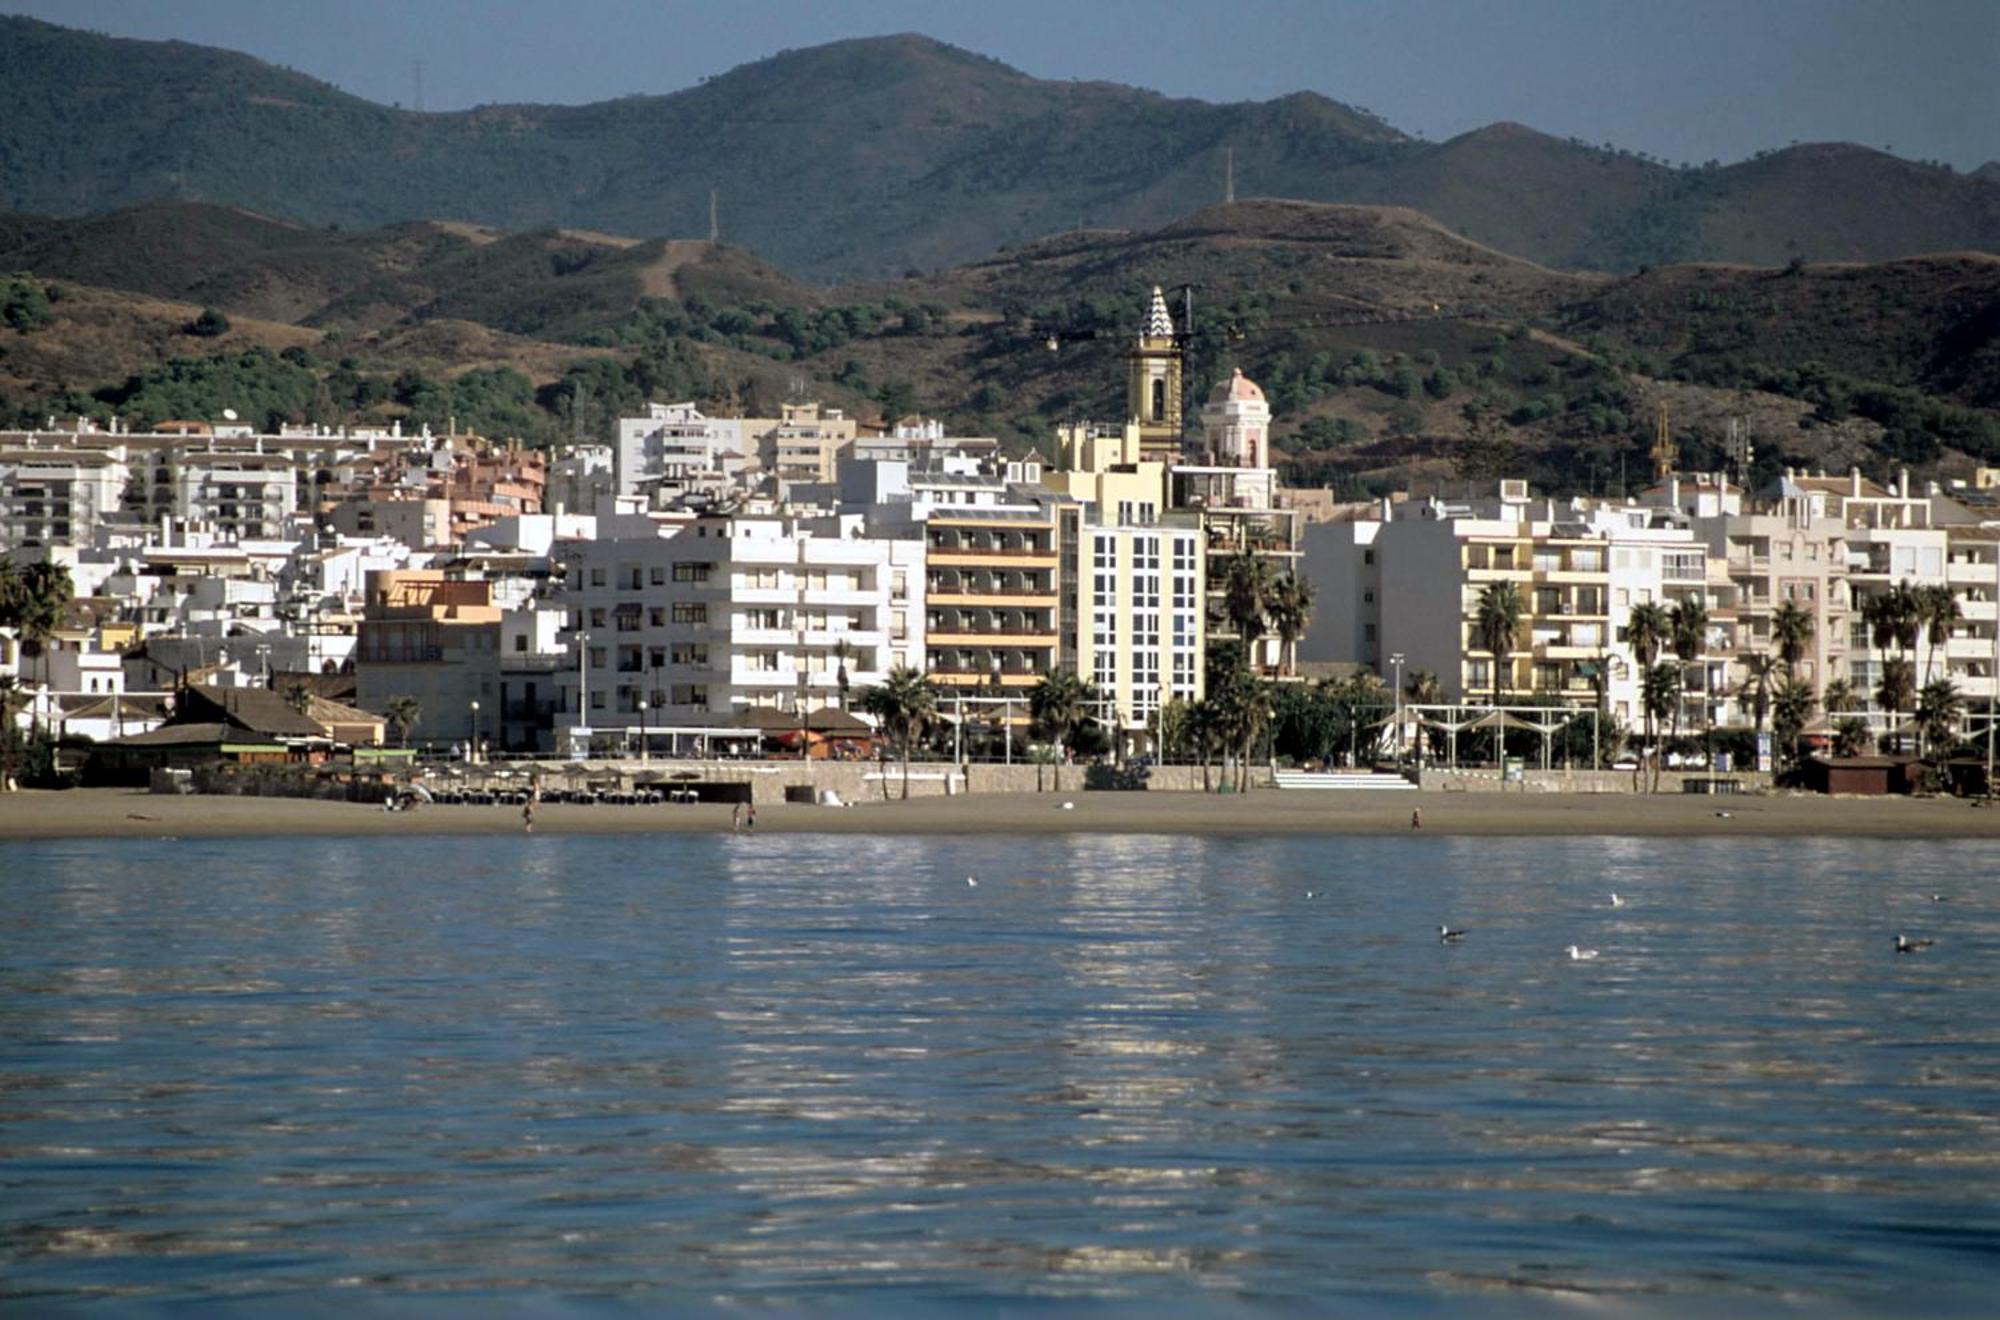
[[2, 786, 1997, 840]]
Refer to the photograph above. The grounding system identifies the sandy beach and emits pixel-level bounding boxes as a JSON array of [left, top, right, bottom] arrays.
[[2, 786, 1997, 840]]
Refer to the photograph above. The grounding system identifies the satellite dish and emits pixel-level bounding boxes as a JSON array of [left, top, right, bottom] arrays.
[[222, 408, 239, 420]]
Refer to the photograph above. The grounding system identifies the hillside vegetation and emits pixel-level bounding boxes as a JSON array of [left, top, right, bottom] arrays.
[[3, 199, 1994, 501], [2, 17, 1994, 281]]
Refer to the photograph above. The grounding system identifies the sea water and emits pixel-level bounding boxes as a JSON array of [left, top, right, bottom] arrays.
[[2, 832, 1996, 1313]]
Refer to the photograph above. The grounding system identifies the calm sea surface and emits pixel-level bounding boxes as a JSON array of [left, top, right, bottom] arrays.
[[3, 832, 1997, 1314]]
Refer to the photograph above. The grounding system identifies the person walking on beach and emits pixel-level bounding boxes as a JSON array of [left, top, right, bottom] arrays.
[[1411, 808, 1422, 830], [745, 802, 757, 832], [522, 796, 536, 833], [731, 802, 743, 832]]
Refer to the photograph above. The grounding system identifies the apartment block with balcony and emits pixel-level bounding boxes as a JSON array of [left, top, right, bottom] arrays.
[[923, 504, 1061, 715], [557, 515, 923, 734], [354, 570, 504, 750], [0, 447, 128, 550]]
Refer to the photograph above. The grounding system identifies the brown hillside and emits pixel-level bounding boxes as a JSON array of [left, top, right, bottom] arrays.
[[0, 281, 319, 406]]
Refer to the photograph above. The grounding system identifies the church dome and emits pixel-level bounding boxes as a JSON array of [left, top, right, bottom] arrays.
[[1208, 368, 1266, 404]]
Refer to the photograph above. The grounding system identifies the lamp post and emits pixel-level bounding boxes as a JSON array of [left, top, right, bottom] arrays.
[[468, 699, 479, 762], [576, 627, 591, 757], [638, 698, 648, 764], [1390, 651, 1406, 762], [987, 653, 1007, 766], [797, 670, 810, 763]]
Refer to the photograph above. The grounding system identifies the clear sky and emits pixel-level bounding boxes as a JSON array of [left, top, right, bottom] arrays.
[[13, 0, 1998, 169]]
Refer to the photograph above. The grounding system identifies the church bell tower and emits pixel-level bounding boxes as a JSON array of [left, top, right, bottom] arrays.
[[1126, 286, 1183, 462]]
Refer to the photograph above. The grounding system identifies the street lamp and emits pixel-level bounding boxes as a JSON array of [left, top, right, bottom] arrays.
[[638, 698, 648, 765], [1390, 651, 1406, 761], [468, 699, 480, 762], [575, 627, 591, 757], [797, 670, 810, 763], [992, 652, 1012, 765]]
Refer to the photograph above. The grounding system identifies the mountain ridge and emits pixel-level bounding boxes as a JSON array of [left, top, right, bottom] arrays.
[[1, 16, 1993, 281]]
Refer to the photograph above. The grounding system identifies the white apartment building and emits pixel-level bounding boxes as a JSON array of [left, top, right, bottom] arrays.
[[1078, 516, 1206, 734], [556, 515, 925, 735], [1300, 482, 1714, 728], [0, 447, 128, 550], [614, 402, 755, 502]]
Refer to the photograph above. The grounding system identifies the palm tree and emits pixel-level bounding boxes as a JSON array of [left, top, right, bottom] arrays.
[[1223, 553, 1274, 673], [283, 682, 315, 716], [0, 558, 74, 698], [1668, 599, 1709, 758], [1187, 696, 1219, 792], [1833, 716, 1873, 758], [1875, 658, 1916, 753], [1207, 661, 1273, 791], [858, 666, 938, 800], [1916, 677, 1962, 759], [1639, 662, 1680, 792], [386, 696, 423, 749], [1266, 571, 1315, 677], [1626, 601, 1672, 774], [1771, 677, 1818, 773], [1404, 668, 1441, 760], [1770, 600, 1816, 680], [0, 675, 28, 791], [833, 638, 852, 709], [1822, 676, 1858, 716], [1027, 669, 1095, 791], [1475, 580, 1524, 707], [1738, 654, 1779, 733], [1916, 584, 1962, 686]]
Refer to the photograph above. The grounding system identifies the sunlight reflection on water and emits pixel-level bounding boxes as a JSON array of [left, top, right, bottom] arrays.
[[1, 832, 1995, 1312]]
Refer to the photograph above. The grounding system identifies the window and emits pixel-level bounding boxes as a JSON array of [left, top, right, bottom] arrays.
[[650, 566, 666, 585], [671, 603, 708, 624], [590, 567, 606, 587], [1363, 549, 1375, 566], [589, 608, 606, 629], [674, 562, 712, 583], [649, 607, 666, 627], [744, 608, 782, 630], [670, 684, 708, 706], [588, 647, 606, 670]]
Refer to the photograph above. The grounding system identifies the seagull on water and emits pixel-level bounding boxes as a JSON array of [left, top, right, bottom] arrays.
[[1305, 890, 1318, 900], [1895, 934, 1936, 953], [1567, 945, 1600, 960], [966, 875, 978, 888], [1930, 894, 1950, 903], [1438, 925, 1467, 943], [1609, 893, 1624, 908]]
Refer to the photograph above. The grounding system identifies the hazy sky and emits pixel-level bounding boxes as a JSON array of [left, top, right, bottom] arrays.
[[14, 0, 1998, 169]]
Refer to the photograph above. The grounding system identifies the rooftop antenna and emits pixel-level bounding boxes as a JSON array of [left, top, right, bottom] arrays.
[[708, 189, 719, 244], [1225, 146, 1235, 205], [412, 60, 424, 113]]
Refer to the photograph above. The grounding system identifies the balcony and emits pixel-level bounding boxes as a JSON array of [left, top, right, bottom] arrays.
[[928, 546, 1059, 568], [925, 627, 1058, 645], [802, 587, 878, 608]]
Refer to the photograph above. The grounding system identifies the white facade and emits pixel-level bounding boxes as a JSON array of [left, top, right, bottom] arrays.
[[556, 516, 925, 731]]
